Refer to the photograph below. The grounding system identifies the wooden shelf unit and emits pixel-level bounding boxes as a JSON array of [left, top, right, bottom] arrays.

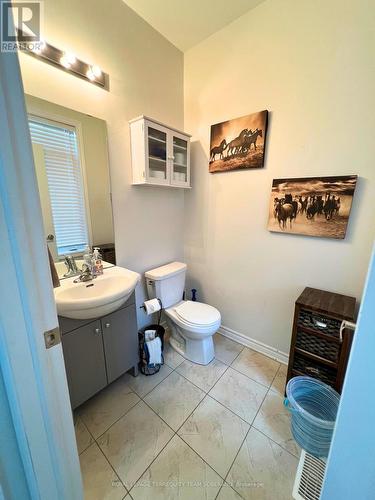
[[287, 287, 356, 394]]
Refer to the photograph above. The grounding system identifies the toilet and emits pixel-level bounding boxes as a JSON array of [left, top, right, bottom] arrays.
[[145, 262, 221, 365]]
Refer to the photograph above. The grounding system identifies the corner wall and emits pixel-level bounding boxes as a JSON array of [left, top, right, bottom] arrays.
[[184, 0, 375, 353], [19, 0, 184, 326]]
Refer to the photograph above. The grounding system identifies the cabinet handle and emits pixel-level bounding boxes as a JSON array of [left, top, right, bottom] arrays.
[[94, 328, 101, 335], [306, 366, 320, 376], [105, 322, 111, 328], [313, 318, 327, 328]]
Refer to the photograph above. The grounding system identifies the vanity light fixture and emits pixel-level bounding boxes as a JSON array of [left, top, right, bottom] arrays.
[[22, 33, 109, 90]]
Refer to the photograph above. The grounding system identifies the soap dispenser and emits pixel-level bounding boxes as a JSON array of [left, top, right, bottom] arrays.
[[92, 247, 103, 276]]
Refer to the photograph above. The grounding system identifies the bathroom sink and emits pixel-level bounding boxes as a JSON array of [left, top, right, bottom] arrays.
[[54, 266, 140, 319]]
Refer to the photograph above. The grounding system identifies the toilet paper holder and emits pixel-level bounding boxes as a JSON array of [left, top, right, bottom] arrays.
[[140, 297, 163, 313]]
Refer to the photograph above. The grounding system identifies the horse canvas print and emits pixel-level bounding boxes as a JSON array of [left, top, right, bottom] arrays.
[[267, 175, 357, 239], [209, 110, 268, 173]]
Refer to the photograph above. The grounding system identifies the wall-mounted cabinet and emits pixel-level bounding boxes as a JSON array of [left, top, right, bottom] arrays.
[[130, 116, 191, 188]]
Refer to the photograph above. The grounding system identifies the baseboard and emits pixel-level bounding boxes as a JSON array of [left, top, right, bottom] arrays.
[[218, 325, 289, 365]]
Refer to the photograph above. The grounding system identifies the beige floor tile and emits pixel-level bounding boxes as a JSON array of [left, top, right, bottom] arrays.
[[74, 416, 94, 454], [231, 348, 280, 387], [213, 334, 244, 365], [163, 340, 185, 369], [270, 364, 288, 396], [176, 358, 227, 392], [123, 364, 173, 398], [131, 435, 223, 499], [97, 400, 174, 489], [178, 396, 249, 477], [209, 367, 267, 424], [79, 442, 126, 500], [216, 482, 243, 500], [78, 376, 140, 438], [253, 391, 300, 457], [227, 427, 297, 500], [144, 371, 205, 431]]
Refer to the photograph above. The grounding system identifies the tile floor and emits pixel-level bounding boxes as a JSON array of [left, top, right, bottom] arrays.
[[75, 333, 299, 499]]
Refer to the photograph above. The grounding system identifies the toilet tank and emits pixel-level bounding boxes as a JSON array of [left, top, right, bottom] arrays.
[[145, 262, 187, 308]]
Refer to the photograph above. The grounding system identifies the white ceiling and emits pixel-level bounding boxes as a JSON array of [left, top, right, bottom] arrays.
[[122, 0, 265, 52]]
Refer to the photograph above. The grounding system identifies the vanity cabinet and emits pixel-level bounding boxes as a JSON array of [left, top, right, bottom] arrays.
[[130, 115, 191, 188], [59, 293, 138, 409], [61, 320, 107, 409], [102, 305, 137, 384]]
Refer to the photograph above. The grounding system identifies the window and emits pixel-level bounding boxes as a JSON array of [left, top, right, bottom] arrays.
[[29, 117, 89, 256]]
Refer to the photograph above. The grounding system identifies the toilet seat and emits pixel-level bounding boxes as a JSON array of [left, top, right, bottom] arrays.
[[174, 301, 220, 327]]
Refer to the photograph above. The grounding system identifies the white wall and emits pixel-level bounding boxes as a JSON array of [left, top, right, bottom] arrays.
[[184, 0, 375, 354], [19, 0, 184, 326]]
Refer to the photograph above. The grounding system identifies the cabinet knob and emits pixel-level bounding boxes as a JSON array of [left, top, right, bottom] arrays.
[[94, 328, 101, 335], [105, 322, 111, 328]]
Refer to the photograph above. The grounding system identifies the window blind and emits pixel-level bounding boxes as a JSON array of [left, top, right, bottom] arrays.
[[29, 118, 89, 255]]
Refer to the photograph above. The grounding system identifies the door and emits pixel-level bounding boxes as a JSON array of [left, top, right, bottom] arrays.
[[33, 143, 58, 260], [61, 321, 107, 409], [102, 304, 138, 383], [144, 120, 170, 185], [170, 131, 190, 188], [321, 246, 375, 499], [0, 47, 82, 498]]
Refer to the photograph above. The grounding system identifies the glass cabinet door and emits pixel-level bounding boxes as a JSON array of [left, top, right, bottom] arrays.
[[145, 124, 169, 184], [171, 133, 190, 187]]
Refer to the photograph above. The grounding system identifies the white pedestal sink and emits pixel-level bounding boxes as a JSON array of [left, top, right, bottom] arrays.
[[54, 266, 140, 319]]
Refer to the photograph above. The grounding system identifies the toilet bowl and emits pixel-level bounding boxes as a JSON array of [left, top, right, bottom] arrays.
[[145, 262, 221, 365], [165, 300, 221, 365]]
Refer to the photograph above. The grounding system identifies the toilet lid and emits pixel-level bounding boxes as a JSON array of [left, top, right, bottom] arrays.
[[175, 301, 220, 326]]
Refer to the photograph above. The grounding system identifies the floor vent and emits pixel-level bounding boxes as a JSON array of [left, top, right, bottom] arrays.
[[293, 450, 326, 500]]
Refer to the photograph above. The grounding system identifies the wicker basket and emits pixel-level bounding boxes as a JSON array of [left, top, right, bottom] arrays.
[[293, 354, 337, 386], [298, 309, 341, 339], [295, 330, 340, 362]]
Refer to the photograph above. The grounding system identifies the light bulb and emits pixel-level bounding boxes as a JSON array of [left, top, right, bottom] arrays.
[[86, 67, 95, 81], [66, 52, 76, 65], [91, 65, 102, 77], [60, 52, 76, 69], [60, 55, 70, 68]]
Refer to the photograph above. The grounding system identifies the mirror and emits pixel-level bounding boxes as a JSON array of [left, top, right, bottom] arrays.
[[26, 95, 115, 271]]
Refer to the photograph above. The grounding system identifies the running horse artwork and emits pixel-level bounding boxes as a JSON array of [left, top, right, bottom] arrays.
[[267, 175, 357, 239], [209, 110, 268, 173]]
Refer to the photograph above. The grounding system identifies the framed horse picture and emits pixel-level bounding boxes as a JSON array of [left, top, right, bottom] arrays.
[[209, 110, 268, 173], [267, 175, 358, 239]]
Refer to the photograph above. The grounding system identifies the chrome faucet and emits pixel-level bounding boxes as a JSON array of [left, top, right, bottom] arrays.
[[63, 255, 79, 277], [73, 263, 95, 283]]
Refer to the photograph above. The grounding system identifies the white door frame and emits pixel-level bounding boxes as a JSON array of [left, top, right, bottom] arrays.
[[0, 49, 82, 499]]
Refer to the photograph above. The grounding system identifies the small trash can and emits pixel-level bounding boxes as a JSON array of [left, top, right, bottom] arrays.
[[285, 376, 340, 458], [138, 324, 165, 376]]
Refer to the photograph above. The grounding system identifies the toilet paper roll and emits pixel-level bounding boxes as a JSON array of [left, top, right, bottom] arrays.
[[143, 298, 161, 315]]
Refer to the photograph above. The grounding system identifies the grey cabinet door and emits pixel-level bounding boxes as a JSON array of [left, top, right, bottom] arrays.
[[102, 304, 138, 384], [61, 320, 107, 409]]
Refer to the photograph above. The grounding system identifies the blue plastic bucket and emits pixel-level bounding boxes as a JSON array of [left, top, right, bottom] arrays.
[[285, 376, 340, 458]]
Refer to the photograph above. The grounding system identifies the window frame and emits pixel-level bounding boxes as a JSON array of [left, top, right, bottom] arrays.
[[28, 109, 93, 259]]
